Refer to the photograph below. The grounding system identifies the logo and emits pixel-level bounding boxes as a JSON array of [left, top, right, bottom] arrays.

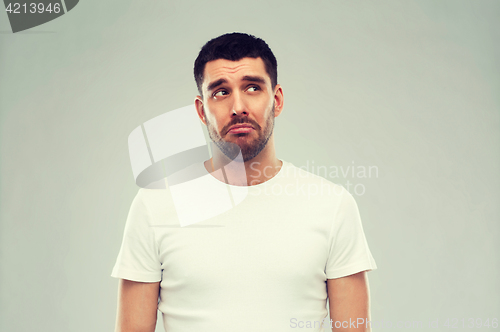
[[128, 105, 248, 227], [3, 0, 79, 33]]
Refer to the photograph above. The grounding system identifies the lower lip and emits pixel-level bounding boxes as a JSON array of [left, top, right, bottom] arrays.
[[228, 127, 254, 134]]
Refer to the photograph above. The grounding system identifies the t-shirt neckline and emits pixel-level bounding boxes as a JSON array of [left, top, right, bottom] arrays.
[[200, 159, 287, 189]]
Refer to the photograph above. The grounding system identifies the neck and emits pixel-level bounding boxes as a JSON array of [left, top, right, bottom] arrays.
[[204, 138, 282, 186]]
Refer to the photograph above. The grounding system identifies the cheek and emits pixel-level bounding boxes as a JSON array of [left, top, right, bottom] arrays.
[[255, 101, 274, 122], [206, 113, 224, 131], [205, 104, 227, 125]]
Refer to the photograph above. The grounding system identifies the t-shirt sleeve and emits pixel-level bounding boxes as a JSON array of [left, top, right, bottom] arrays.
[[111, 189, 162, 282], [325, 188, 377, 279]]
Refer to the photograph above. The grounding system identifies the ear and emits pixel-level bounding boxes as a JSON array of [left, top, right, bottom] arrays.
[[195, 96, 207, 125], [273, 84, 284, 117]]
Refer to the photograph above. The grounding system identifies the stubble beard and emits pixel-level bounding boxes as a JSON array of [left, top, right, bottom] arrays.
[[206, 103, 275, 163]]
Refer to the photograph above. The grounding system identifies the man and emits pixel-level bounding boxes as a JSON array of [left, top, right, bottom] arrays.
[[111, 32, 377, 332]]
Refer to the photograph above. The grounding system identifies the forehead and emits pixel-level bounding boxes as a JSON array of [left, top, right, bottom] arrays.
[[202, 57, 269, 87]]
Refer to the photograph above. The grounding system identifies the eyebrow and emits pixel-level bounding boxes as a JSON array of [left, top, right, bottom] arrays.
[[206, 78, 227, 92], [241, 75, 267, 85], [206, 75, 267, 92]]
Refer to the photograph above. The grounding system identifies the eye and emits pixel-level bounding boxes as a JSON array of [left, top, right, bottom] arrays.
[[247, 86, 260, 92], [213, 90, 228, 98]]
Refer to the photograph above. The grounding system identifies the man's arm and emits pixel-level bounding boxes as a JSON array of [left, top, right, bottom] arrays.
[[327, 271, 372, 332], [114, 279, 160, 332]]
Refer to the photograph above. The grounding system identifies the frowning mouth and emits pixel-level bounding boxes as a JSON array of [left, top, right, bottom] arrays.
[[227, 124, 255, 134]]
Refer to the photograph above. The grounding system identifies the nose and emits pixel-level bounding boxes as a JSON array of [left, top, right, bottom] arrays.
[[231, 90, 247, 116]]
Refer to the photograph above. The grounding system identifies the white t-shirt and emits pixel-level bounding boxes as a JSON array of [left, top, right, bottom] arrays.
[[111, 160, 377, 332]]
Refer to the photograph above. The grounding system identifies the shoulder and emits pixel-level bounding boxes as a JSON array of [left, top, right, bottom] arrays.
[[131, 185, 177, 222]]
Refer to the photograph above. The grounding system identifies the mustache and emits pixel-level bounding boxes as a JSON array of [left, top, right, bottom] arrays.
[[222, 118, 261, 135]]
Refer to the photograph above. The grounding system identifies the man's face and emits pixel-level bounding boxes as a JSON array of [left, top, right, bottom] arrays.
[[195, 57, 283, 162]]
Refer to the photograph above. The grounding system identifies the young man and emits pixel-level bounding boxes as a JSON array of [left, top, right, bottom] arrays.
[[112, 33, 377, 332]]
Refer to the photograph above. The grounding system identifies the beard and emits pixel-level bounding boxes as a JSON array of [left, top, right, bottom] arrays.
[[206, 102, 275, 162]]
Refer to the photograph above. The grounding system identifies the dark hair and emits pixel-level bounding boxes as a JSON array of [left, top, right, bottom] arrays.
[[194, 32, 278, 96]]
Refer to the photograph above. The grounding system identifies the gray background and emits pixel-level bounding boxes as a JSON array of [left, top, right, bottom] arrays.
[[1, 0, 498, 331]]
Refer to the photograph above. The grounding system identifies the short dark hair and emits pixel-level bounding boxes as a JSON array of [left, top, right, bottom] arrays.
[[194, 32, 278, 96]]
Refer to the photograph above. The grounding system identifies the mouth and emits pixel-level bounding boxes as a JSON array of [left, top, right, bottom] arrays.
[[227, 124, 255, 134]]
